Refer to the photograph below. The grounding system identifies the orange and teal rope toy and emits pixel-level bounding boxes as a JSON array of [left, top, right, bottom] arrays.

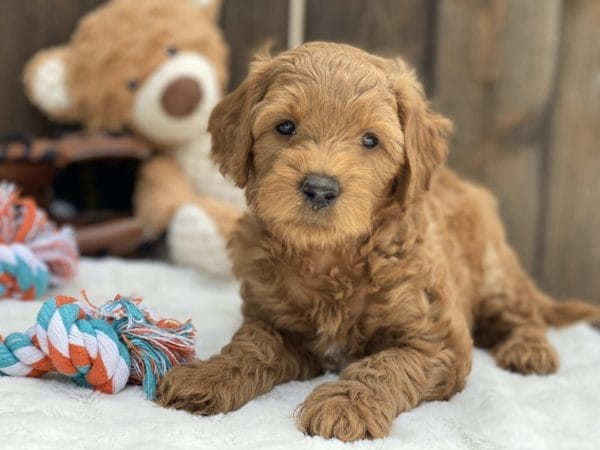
[[0, 182, 77, 300], [0, 294, 196, 399]]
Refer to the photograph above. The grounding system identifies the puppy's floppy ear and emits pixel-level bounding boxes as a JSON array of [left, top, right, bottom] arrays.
[[386, 58, 452, 202], [209, 55, 275, 188]]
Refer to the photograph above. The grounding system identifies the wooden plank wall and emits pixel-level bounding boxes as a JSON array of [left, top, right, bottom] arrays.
[[540, 0, 600, 301], [0, 0, 598, 303], [435, 0, 562, 274], [220, 0, 289, 89]]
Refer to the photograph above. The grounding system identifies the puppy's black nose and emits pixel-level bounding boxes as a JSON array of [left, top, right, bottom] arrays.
[[300, 174, 340, 210]]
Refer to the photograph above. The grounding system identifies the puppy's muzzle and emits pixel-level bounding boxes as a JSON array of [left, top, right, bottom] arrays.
[[300, 174, 340, 210]]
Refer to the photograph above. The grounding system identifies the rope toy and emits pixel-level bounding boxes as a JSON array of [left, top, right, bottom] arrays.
[[0, 294, 196, 399], [0, 182, 78, 300]]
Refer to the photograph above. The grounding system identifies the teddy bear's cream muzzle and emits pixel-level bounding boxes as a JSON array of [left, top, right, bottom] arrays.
[[132, 52, 220, 146]]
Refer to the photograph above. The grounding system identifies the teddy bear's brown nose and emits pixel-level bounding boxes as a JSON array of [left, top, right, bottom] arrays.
[[161, 77, 203, 118]]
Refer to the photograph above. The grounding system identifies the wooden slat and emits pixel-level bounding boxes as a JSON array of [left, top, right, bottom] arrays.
[[540, 0, 600, 303], [433, 0, 562, 274], [220, 0, 289, 89], [0, 0, 104, 135], [304, 0, 433, 87]]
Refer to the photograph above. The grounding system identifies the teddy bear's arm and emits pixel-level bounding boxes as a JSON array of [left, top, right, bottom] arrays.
[[135, 156, 243, 239], [134, 156, 199, 237]]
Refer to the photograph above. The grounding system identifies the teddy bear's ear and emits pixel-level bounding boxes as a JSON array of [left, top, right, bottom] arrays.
[[190, 0, 223, 20], [23, 46, 79, 123]]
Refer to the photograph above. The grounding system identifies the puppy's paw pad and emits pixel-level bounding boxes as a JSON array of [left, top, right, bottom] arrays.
[[296, 380, 390, 441], [494, 338, 559, 375]]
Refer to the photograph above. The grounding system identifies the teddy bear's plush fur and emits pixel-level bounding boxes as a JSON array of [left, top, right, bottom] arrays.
[[155, 42, 600, 441], [23, 0, 244, 276]]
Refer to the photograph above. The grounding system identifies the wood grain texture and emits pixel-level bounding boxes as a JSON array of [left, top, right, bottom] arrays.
[[220, 0, 289, 89], [304, 0, 433, 87], [540, 0, 600, 303], [0, 0, 104, 135], [433, 0, 562, 274]]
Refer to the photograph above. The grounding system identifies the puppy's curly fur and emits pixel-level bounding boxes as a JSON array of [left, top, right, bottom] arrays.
[[156, 42, 600, 441]]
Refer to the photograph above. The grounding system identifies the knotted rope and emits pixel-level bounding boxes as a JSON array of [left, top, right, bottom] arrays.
[[0, 183, 77, 300], [0, 294, 196, 399]]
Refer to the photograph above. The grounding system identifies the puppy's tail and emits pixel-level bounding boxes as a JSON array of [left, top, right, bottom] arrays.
[[538, 294, 600, 327]]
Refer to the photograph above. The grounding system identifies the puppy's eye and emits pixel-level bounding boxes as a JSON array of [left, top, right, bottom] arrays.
[[127, 79, 139, 92], [361, 133, 378, 150], [275, 120, 296, 136], [166, 45, 178, 56]]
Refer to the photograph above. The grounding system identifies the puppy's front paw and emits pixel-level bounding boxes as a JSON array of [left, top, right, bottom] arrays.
[[296, 380, 391, 441], [493, 331, 559, 375], [155, 359, 238, 415]]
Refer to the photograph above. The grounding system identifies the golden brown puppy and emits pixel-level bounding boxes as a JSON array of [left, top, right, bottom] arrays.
[[155, 42, 600, 441]]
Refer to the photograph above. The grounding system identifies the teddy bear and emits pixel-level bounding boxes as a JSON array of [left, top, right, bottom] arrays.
[[22, 0, 245, 277]]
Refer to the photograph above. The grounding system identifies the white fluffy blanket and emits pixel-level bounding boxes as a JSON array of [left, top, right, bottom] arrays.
[[1, 258, 599, 450]]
